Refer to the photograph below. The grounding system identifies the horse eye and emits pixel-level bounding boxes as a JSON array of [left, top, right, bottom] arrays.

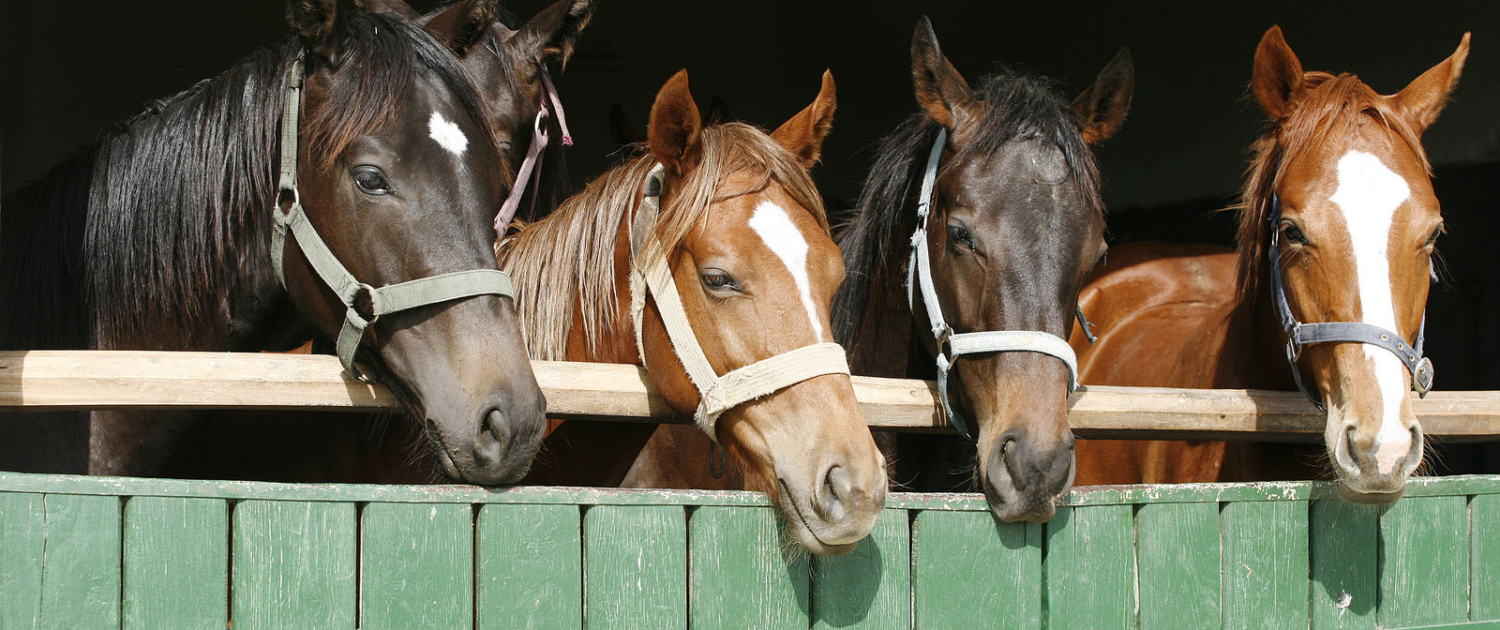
[[946, 224, 976, 252], [700, 270, 739, 291], [1425, 224, 1444, 248], [1096, 250, 1108, 269], [352, 167, 391, 195], [1281, 221, 1309, 246]]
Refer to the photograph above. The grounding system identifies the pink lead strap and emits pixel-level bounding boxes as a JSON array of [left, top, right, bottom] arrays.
[[494, 67, 573, 237]]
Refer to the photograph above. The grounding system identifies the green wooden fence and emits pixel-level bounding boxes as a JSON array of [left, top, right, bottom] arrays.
[[2, 472, 1497, 630]]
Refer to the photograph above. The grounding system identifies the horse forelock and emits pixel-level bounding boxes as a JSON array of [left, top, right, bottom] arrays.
[[833, 70, 1104, 348], [498, 122, 827, 361], [1233, 72, 1431, 304]]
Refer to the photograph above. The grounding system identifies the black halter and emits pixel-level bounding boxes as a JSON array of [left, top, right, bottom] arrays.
[[1267, 194, 1435, 409]]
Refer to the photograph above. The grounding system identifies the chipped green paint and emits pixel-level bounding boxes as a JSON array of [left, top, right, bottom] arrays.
[[1, 473, 1498, 630]]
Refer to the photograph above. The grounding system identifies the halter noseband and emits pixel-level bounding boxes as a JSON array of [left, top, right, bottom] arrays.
[[907, 129, 1088, 440], [629, 165, 852, 440], [272, 55, 517, 383], [1267, 193, 1435, 409]]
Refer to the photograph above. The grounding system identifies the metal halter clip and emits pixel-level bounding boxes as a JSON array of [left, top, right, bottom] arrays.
[[1413, 357, 1435, 396]]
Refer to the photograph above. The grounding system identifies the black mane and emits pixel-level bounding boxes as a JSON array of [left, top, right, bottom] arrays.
[[832, 70, 1104, 346], [0, 12, 501, 351]]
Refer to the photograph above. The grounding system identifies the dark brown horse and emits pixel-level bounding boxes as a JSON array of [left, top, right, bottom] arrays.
[[0, 0, 545, 485], [823, 18, 1129, 522], [1071, 26, 1470, 503], [498, 70, 888, 553]]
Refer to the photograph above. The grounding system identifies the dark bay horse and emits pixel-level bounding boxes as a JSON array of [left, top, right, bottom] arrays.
[[498, 70, 887, 554], [826, 18, 1130, 522], [149, 0, 597, 485], [1072, 27, 1470, 503], [0, 0, 545, 485]]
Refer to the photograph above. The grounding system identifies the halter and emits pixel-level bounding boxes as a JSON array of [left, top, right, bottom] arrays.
[[272, 55, 517, 383], [493, 67, 573, 237], [906, 129, 1084, 440], [628, 165, 851, 440], [1267, 193, 1434, 409]]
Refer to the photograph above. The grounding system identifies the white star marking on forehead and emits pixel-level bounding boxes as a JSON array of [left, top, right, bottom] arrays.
[[427, 111, 468, 157], [1330, 150, 1413, 475], [748, 201, 825, 342]]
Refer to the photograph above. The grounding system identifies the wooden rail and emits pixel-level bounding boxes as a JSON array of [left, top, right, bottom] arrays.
[[3, 350, 1499, 441]]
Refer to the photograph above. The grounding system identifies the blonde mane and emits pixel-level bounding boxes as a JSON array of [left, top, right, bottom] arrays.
[[496, 122, 830, 360], [1234, 72, 1431, 303]]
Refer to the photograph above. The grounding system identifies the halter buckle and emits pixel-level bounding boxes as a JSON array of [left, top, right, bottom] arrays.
[[1285, 336, 1302, 364], [1412, 356, 1435, 397], [935, 324, 955, 359]]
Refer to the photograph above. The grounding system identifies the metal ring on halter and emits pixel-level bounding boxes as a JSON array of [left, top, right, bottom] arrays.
[[348, 348, 385, 385], [352, 282, 382, 325]]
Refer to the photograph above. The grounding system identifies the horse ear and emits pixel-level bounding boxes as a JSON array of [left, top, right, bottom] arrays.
[[911, 16, 974, 130], [507, 0, 595, 71], [365, 0, 418, 19], [1389, 32, 1471, 133], [1074, 48, 1133, 145], [649, 70, 703, 176], [288, 0, 364, 64], [424, 0, 503, 56], [1252, 26, 1306, 120], [772, 71, 837, 167]]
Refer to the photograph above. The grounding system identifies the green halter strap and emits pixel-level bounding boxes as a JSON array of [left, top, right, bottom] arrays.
[[270, 55, 516, 383]]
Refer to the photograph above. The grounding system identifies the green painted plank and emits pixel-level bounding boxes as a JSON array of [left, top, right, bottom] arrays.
[[122, 497, 228, 630], [1221, 500, 1310, 630], [1137, 501, 1221, 630], [1379, 495, 1468, 628], [914, 509, 1040, 629], [812, 508, 910, 630], [477, 504, 582, 630], [232, 500, 356, 630], [361, 503, 473, 630], [1044, 504, 1134, 630], [1475, 494, 1500, 622], [583, 505, 686, 630], [689, 506, 809, 630], [1310, 499, 1379, 630], [0, 492, 45, 630], [3, 472, 1498, 508], [39, 493, 121, 630]]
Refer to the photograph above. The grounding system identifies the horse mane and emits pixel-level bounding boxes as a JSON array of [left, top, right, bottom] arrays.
[[497, 122, 829, 360], [1233, 72, 1431, 303], [1, 12, 503, 349], [833, 70, 1105, 346]]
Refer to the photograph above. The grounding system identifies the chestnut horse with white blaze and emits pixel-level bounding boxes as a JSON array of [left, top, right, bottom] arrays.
[[497, 70, 886, 554], [1071, 26, 1469, 503]]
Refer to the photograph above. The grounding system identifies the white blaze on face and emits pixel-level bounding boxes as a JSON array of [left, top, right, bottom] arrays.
[[748, 201, 825, 341], [1329, 150, 1413, 475], [428, 111, 468, 157]]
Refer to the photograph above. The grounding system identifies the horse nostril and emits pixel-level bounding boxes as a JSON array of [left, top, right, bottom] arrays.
[[473, 409, 508, 469], [813, 465, 849, 523], [1344, 426, 1361, 470]]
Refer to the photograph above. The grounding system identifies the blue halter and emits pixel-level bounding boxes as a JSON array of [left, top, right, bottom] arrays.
[[1266, 194, 1435, 409]]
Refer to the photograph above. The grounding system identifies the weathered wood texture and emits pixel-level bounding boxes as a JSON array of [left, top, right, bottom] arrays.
[[5, 350, 1500, 440], [2, 473, 1499, 630]]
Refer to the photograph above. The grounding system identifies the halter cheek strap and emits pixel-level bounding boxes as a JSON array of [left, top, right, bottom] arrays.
[[272, 55, 516, 383], [906, 129, 1084, 440], [494, 67, 573, 237], [1267, 193, 1435, 409], [628, 165, 851, 439]]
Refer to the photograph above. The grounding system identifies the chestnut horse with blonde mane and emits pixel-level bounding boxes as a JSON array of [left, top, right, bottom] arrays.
[[499, 70, 887, 554], [1071, 26, 1470, 503]]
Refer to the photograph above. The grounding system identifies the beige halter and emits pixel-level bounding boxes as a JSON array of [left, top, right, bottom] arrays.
[[628, 164, 851, 440]]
